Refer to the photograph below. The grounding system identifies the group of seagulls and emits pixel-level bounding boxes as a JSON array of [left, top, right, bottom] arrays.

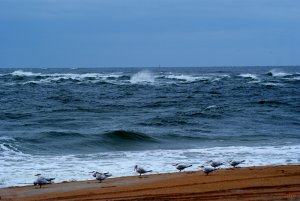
[[33, 159, 245, 188], [201, 159, 246, 175], [134, 160, 246, 177]]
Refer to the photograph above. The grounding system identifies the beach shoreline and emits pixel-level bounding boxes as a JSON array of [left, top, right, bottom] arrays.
[[1, 165, 300, 201]]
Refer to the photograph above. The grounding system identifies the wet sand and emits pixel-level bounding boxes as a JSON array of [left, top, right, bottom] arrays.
[[1, 165, 300, 201]]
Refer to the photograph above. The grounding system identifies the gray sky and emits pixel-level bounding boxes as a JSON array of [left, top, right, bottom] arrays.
[[0, 0, 299, 67]]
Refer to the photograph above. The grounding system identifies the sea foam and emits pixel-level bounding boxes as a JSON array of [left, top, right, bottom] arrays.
[[0, 144, 299, 187]]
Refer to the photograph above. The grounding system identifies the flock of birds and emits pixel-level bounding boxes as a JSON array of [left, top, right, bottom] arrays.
[[33, 159, 245, 188]]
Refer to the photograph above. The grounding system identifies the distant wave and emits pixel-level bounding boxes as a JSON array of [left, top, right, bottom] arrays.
[[161, 73, 229, 83], [11, 70, 42, 77], [266, 69, 299, 77], [257, 100, 290, 106], [139, 117, 190, 126], [7, 70, 127, 85], [4, 70, 162, 85], [2, 70, 233, 86], [164, 74, 209, 82], [239, 73, 259, 80]]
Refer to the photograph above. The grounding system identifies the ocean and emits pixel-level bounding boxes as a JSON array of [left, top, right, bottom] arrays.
[[0, 67, 299, 187]]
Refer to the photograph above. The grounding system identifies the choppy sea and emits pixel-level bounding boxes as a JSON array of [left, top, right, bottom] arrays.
[[0, 67, 299, 187]]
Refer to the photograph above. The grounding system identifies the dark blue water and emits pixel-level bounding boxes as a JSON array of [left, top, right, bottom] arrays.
[[0, 67, 299, 186], [1, 67, 300, 154]]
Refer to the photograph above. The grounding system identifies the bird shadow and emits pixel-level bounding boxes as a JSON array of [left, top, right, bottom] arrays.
[[101, 186, 116, 188], [138, 176, 149, 179]]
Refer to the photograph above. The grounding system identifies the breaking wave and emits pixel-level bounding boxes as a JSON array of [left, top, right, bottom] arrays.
[[130, 70, 155, 84]]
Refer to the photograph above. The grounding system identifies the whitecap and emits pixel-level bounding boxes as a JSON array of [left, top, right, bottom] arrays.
[[10, 70, 42, 77], [205, 105, 218, 110], [17, 72, 127, 85], [164, 74, 210, 82], [130, 70, 155, 84], [10, 70, 126, 81], [239, 73, 259, 80]]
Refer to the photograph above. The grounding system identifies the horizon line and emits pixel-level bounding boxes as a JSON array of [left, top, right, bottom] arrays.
[[0, 65, 299, 69]]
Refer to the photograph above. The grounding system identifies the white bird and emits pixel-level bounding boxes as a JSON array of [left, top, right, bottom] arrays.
[[199, 166, 216, 176], [173, 163, 192, 172], [33, 174, 55, 188], [90, 171, 112, 183], [206, 160, 224, 168], [228, 160, 245, 168], [134, 165, 152, 177]]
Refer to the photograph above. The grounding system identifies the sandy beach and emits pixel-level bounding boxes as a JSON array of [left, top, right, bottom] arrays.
[[0, 165, 299, 201]]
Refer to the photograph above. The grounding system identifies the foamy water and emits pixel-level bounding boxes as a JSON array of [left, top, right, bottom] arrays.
[[1, 144, 299, 187]]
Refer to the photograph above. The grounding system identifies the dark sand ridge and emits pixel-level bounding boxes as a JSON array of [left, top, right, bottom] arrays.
[[0, 165, 300, 201]]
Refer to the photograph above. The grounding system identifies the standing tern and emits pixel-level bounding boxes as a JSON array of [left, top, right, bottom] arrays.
[[173, 163, 192, 172], [206, 160, 224, 168], [228, 160, 245, 168], [33, 174, 55, 188], [134, 165, 152, 177], [199, 166, 216, 176], [90, 171, 112, 183]]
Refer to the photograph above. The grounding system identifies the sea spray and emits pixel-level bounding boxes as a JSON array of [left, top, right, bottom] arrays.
[[130, 70, 155, 84]]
